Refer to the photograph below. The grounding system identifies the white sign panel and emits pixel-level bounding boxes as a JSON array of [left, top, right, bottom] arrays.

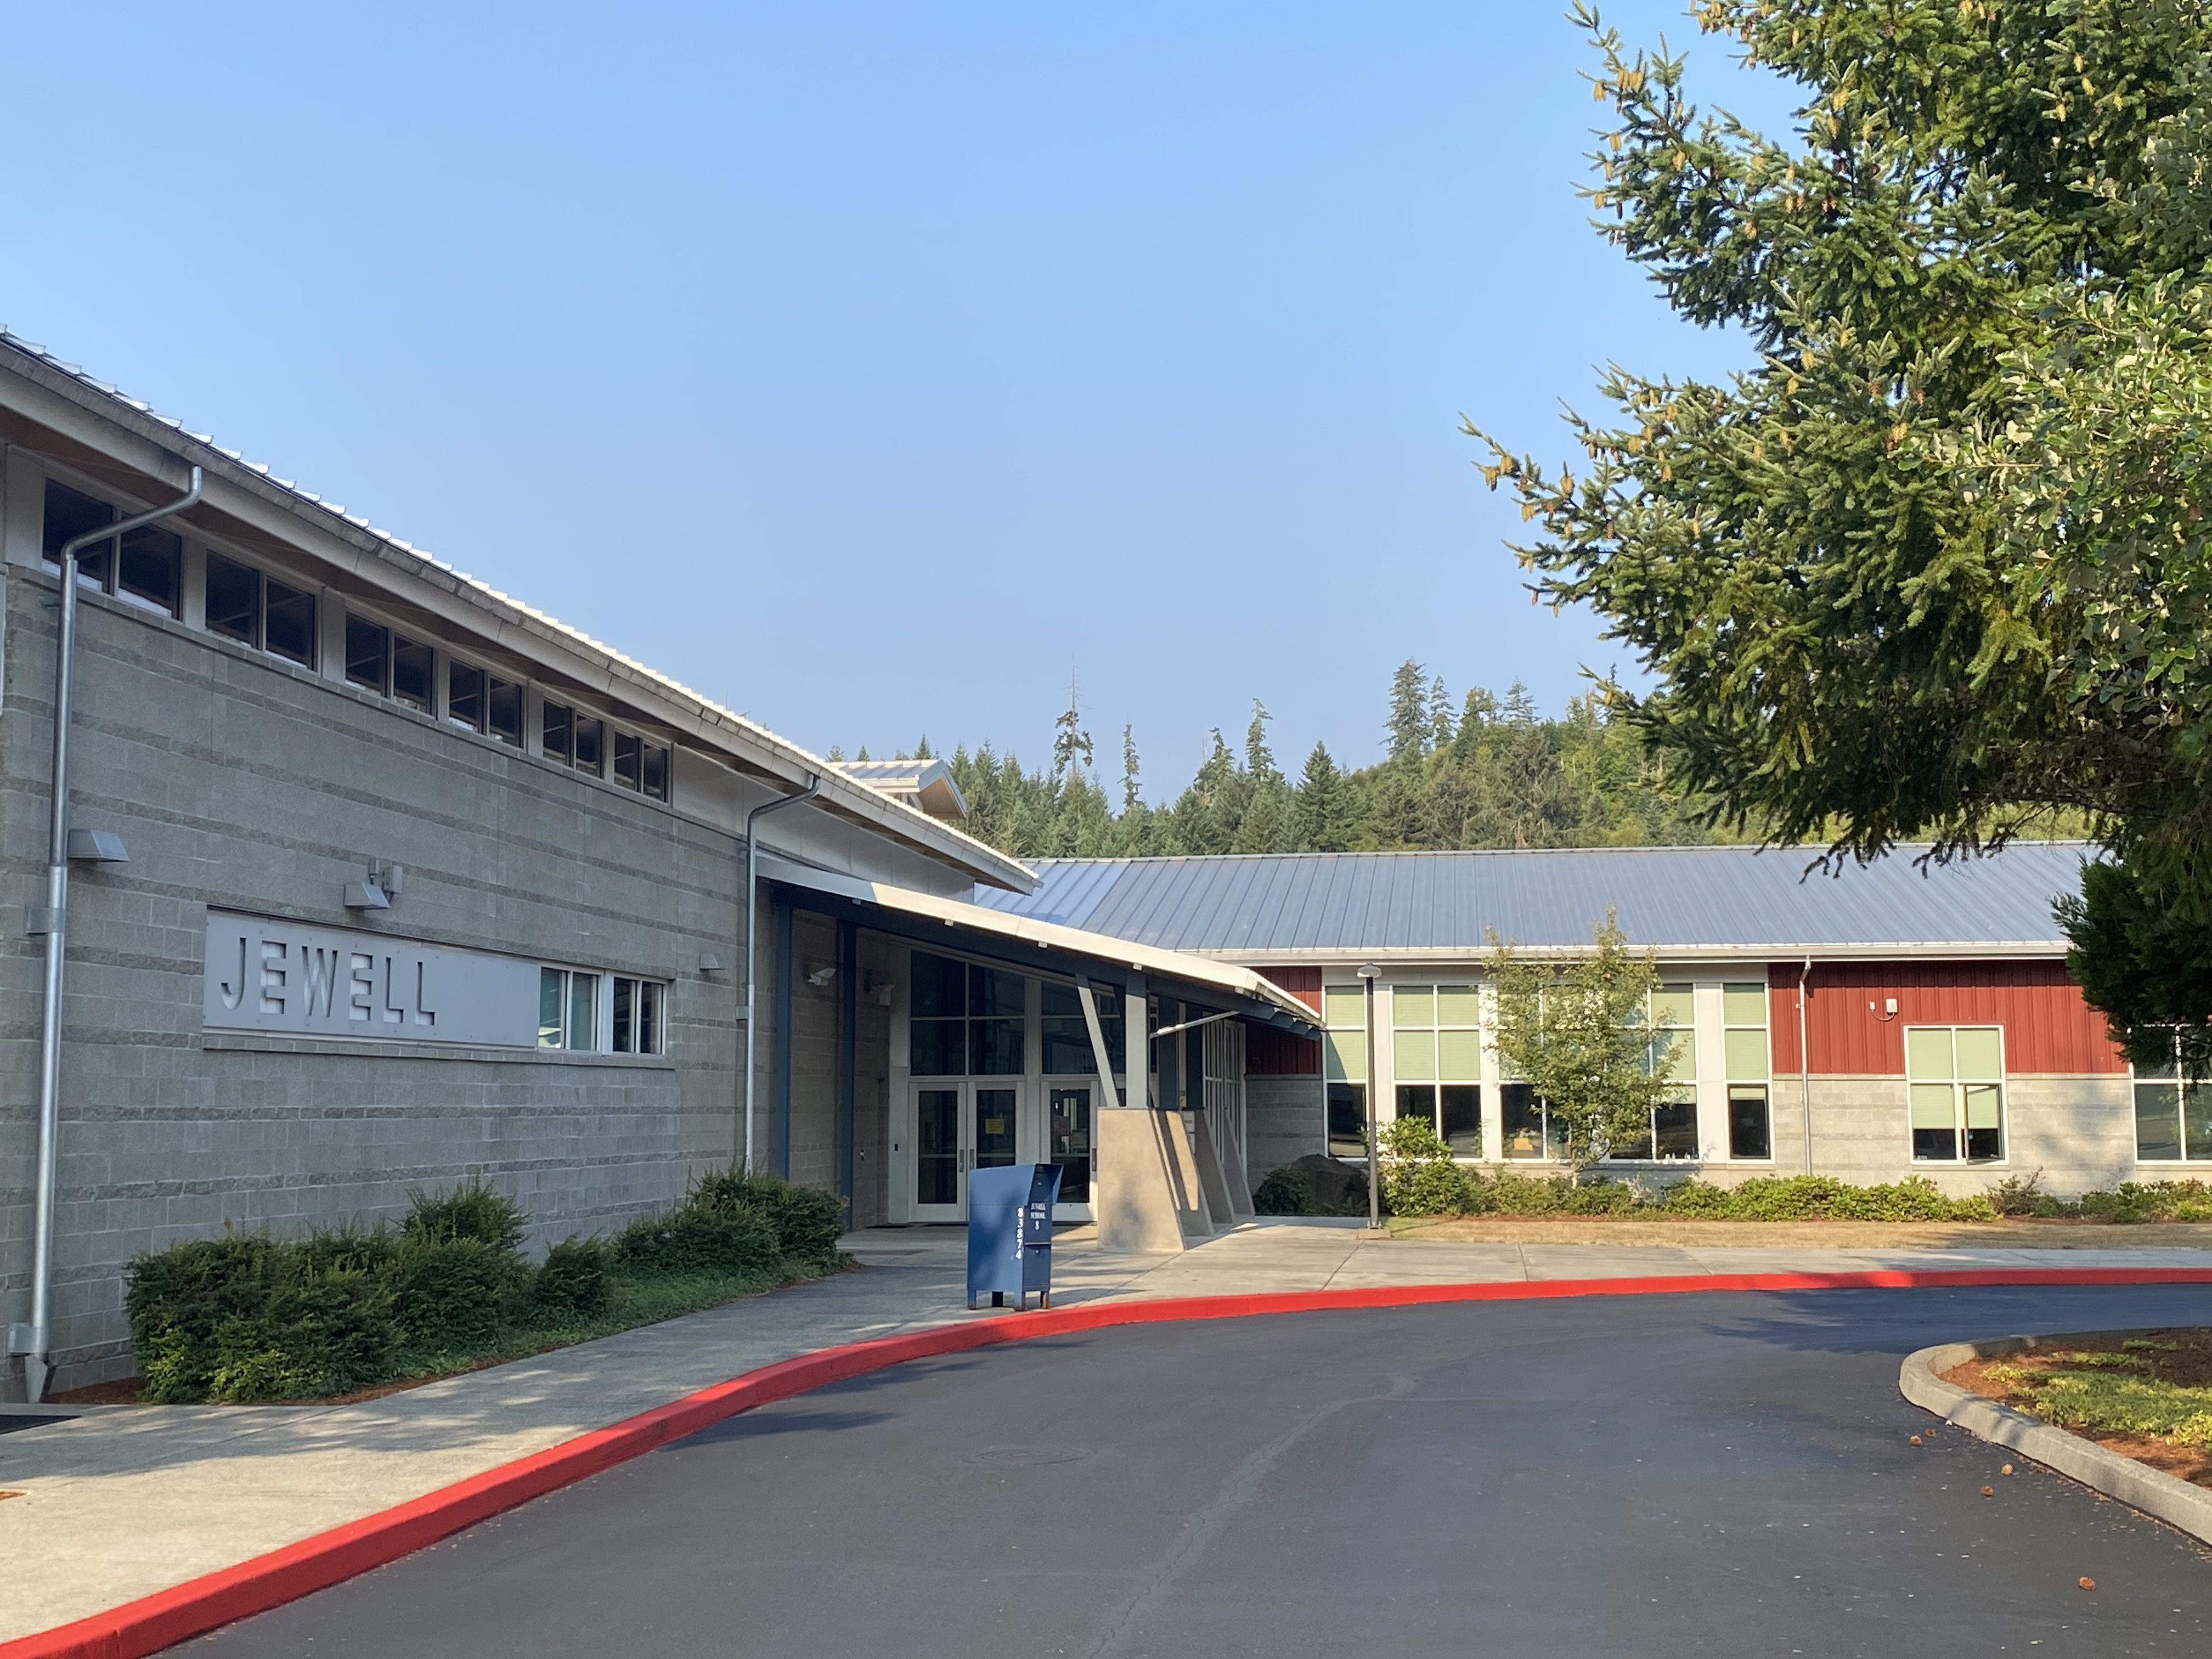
[[203, 911, 542, 1047]]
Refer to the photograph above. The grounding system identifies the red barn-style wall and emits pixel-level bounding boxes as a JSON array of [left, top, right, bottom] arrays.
[[1766, 961, 2125, 1077], [1250, 966, 1322, 1075]]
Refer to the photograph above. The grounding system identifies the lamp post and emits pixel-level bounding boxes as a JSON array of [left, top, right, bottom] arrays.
[[1356, 962, 1381, 1233]]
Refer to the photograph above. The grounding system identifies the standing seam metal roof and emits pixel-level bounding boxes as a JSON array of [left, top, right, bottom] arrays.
[[972, 845, 2091, 956]]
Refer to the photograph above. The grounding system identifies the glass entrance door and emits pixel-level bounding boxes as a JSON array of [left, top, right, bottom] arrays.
[[909, 1081, 1024, 1221], [1049, 1086, 1092, 1211]]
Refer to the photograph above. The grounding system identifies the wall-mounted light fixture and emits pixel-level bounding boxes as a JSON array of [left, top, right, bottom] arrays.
[[805, 964, 837, 987], [343, 860, 403, 911], [66, 829, 129, 864], [699, 953, 726, 977]]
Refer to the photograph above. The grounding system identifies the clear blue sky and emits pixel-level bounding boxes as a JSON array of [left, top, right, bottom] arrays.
[[4, 3, 1793, 796]]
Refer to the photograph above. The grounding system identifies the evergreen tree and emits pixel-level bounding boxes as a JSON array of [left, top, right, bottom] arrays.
[[1296, 742, 1347, 853], [1427, 675, 1455, 751], [1386, 660, 1429, 760], [1245, 700, 1279, 783], [1120, 725, 1142, 816]]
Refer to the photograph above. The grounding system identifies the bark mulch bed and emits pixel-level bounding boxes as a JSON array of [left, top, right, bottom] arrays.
[[1942, 1327, 2212, 1488]]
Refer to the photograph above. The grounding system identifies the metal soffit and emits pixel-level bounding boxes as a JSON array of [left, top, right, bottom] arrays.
[[971, 844, 2095, 958], [0, 329, 1030, 894]]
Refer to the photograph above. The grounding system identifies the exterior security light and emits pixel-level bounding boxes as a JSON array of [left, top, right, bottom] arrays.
[[806, 965, 837, 987], [343, 880, 390, 911], [66, 828, 128, 864], [699, 953, 726, 975]]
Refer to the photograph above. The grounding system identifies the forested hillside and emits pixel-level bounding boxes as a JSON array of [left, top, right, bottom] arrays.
[[830, 661, 1750, 862]]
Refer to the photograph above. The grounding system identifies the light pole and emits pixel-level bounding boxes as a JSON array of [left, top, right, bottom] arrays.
[[1356, 962, 1381, 1233]]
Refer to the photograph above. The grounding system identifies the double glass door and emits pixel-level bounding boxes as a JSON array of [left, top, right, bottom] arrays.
[[910, 1081, 1022, 1221]]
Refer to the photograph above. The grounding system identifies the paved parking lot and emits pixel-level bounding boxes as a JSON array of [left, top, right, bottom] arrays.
[[179, 1282, 2212, 1658]]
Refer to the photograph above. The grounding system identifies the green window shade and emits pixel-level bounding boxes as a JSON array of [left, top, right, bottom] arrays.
[[1660, 1029, 1697, 1084], [1722, 983, 1768, 1026], [1392, 985, 1434, 1029], [1910, 1083, 1956, 1130], [1323, 986, 1366, 1029], [1651, 985, 1694, 1029], [1905, 1027, 1954, 1080], [1963, 1083, 2003, 1130], [1724, 1028, 1769, 1082], [1394, 1030, 1436, 1082], [1324, 1030, 1366, 1083], [1954, 1026, 2004, 1080], [1437, 1029, 1484, 1080], [1436, 985, 1479, 1026]]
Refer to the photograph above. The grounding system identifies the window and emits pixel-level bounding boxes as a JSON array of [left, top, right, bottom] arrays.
[[1041, 980, 1124, 1077], [543, 701, 605, 775], [1324, 984, 1372, 1155], [449, 663, 524, 744], [611, 976, 667, 1056], [1906, 1025, 2006, 1163], [43, 478, 115, 590], [909, 951, 1024, 1076], [392, 636, 433, 712], [1616, 984, 1698, 1160], [612, 731, 673, 802], [1500, 1082, 1564, 1160], [1390, 983, 1483, 1155], [539, 968, 600, 1051], [1723, 981, 1773, 1160], [2132, 1037, 2212, 1161], [204, 550, 316, 666], [42, 479, 180, 616]]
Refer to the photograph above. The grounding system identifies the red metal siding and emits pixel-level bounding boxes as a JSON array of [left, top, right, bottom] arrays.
[[1765, 961, 2124, 1076], [1257, 965, 1322, 1013]]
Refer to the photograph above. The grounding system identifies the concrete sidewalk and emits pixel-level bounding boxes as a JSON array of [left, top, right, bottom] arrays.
[[5, 1222, 2212, 1643]]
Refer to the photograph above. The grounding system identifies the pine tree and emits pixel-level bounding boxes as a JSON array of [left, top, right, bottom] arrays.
[[1245, 700, 1279, 783], [1427, 675, 1455, 751], [1295, 742, 1346, 853], [1386, 660, 1429, 761], [1120, 725, 1142, 815], [1052, 691, 1093, 784]]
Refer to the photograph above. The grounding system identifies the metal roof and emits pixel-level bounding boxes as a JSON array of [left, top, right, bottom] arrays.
[[826, 758, 967, 822], [973, 844, 2094, 961], [0, 329, 1032, 894]]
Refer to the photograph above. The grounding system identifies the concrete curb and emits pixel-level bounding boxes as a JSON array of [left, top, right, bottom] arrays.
[[10, 1265, 2212, 1659], [1899, 1330, 2212, 1547]]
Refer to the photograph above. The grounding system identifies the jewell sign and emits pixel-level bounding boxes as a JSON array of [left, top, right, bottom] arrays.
[[202, 911, 541, 1047]]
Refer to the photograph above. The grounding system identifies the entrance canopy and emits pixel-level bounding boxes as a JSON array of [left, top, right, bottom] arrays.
[[756, 853, 1319, 1033]]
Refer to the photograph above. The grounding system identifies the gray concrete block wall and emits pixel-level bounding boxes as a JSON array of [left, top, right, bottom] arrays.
[[1246, 1074, 1324, 1192], [0, 570, 758, 1393]]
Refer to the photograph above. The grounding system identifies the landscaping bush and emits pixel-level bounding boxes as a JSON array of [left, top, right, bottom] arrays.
[[1379, 1118, 1477, 1216], [391, 1236, 531, 1350], [1656, 1174, 1994, 1222], [614, 1192, 782, 1277], [403, 1177, 527, 1253], [693, 1166, 845, 1267], [532, 1235, 611, 1319], [1252, 1155, 1370, 1216], [1253, 1165, 1313, 1215]]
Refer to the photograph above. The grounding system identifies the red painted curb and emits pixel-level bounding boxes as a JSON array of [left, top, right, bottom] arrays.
[[9, 1265, 2210, 1658]]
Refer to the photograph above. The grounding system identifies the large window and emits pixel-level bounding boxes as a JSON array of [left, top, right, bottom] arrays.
[[1723, 981, 1773, 1160], [2133, 1037, 2212, 1162], [910, 952, 1024, 1076], [44, 478, 185, 617], [1041, 981, 1125, 1079], [1391, 983, 1483, 1155], [1906, 1026, 2006, 1163], [205, 550, 316, 667], [1615, 984, 1698, 1160], [1324, 984, 1370, 1156], [611, 731, 673, 802], [542, 700, 605, 776]]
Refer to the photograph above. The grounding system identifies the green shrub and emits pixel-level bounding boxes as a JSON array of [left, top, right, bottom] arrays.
[[533, 1235, 611, 1319], [1253, 1166, 1312, 1215], [1380, 1118, 1477, 1216], [391, 1237, 529, 1350], [1655, 1173, 1992, 1222], [693, 1166, 846, 1266], [403, 1177, 527, 1253], [615, 1197, 781, 1278]]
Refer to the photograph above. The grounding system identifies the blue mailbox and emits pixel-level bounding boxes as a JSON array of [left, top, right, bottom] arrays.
[[967, 1163, 1063, 1310]]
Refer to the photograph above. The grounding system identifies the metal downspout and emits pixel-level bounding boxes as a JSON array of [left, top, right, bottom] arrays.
[[740, 774, 819, 1169], [19, 465, 202, 1403], [1799, 956, 1814, 1175]]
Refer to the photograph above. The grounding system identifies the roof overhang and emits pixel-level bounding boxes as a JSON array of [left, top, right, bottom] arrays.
[[0, 334, 1032, 894], [1198, 943, 2072, 964], [758, 854, 1321, 1032]]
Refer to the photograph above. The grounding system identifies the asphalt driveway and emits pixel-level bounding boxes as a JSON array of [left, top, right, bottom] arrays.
[[176, 1284, 2212, 1657]]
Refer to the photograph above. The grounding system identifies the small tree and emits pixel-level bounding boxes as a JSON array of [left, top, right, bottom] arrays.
[[1488, 911, 1675, 1181]]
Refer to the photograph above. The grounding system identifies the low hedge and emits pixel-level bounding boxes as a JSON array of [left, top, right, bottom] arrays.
[[127, 1169, 844, 1404], [1341, 1122, 2195, 1223]]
